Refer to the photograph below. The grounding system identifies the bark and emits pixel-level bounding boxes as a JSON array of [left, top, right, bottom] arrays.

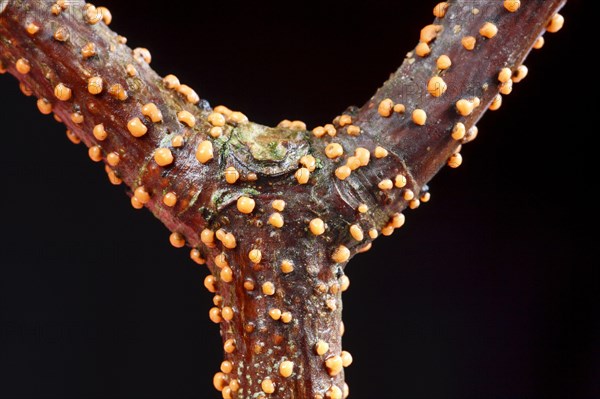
[[0, 1, 566, 398]]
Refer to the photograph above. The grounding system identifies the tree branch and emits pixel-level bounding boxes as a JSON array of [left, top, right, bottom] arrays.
[[0, 0, 566, 398]]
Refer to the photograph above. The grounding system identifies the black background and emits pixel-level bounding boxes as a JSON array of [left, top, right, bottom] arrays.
[[0, 1, 596, 398]]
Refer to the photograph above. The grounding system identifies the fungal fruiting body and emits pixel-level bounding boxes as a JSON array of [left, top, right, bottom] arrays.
[[0, 1, 566, 398]]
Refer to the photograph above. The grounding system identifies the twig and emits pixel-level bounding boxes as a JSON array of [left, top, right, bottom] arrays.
[[0, 1, 566, 397]]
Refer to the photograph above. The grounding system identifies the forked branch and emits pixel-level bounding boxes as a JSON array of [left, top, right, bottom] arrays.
[[0, 1, 566, 398]]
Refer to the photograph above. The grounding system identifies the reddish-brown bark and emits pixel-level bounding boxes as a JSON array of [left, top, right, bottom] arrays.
[[0, 1, 566, 398]]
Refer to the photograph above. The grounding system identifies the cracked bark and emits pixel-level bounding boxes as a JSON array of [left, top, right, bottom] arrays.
[[0, 1, 566, 398]]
